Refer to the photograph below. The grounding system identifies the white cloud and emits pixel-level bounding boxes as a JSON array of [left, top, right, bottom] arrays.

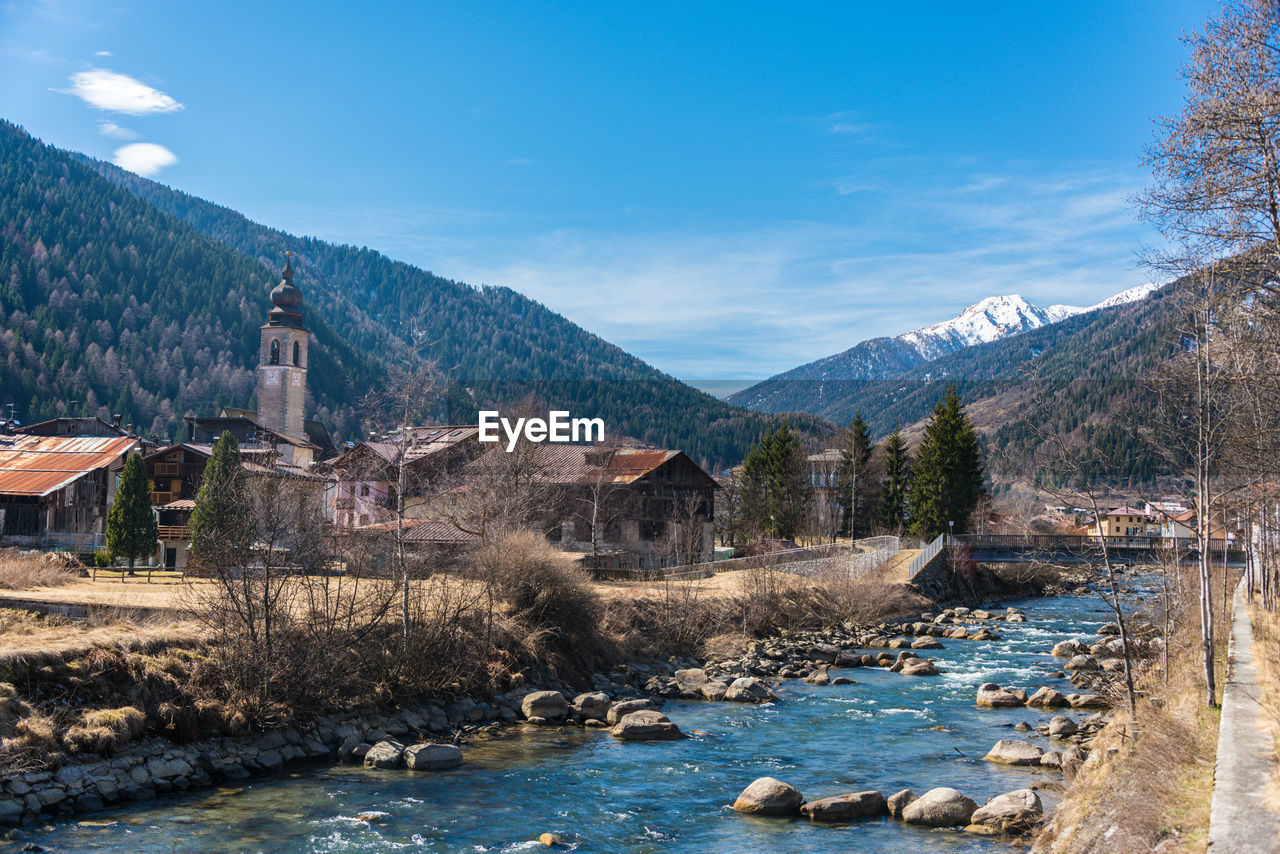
[[112, 142, 177, 176], [65, 68, 183, 115], [94, 50, 112, 57], [97, 120, 137, 139]]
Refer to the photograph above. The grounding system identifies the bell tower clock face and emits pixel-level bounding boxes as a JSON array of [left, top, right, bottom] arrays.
[[265, 368, 280, 386], [290, 371, 302, 387]]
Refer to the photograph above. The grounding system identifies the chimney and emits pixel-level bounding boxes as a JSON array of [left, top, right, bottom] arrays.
[[113, 413, 122, 428]]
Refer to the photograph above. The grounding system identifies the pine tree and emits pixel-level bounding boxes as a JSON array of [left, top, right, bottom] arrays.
[[740, 423, 810, 541], [907, 385, 986, 539], [189, 431, 249, 567], [879, 428, 911, 532], [837, 413, 874, 537], [105, 453, 158, 573]]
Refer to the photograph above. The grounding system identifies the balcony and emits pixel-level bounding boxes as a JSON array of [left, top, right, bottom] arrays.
[[157, 525, 190, 541]]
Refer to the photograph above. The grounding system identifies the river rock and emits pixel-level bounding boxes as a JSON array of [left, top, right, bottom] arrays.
[[1026, 686, 1068, 708], [725, 677, 777, 703], [611, 710, 685, 741], [521, 691, 569, 721], [1064, 655, 1099, 672], [901, 659, 940, 676], [970, 628, 1001, 641], [1066, 692, 1107, 709], [403, 743, 463, 771], [983, 739, 1043, 766], [1048, 715, 1078, 738], [606, 698, 659, 725], [572, 692, 612, 720], [976, 683, 1023, 708], [732, 777, 803, 816], [911, 637, 943, 650], [900, 787, 978, 827], [972, 609, 992, 620], [886, 789, 917, 818], [803, 666, 830, 685], [363, 740, 405, 769], [1039, 750, 1063, 769], [338, 735, 369, 764], [1097, 623, 1120, 636], [799, 790, 887, 822], [966, 788, 1043, 835], [674, 669, 709, 695], [699, 681, 729, 702], [1051, 639, 1086, 657]]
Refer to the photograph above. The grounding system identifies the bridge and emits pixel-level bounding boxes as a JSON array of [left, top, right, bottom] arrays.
[[948, 533, 1247, 568]]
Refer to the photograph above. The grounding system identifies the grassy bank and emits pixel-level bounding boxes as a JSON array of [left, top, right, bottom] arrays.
[[1032, 566, 1230, 853]]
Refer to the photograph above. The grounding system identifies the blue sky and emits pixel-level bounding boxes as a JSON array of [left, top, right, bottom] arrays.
[[1, 0, 1213, 382]]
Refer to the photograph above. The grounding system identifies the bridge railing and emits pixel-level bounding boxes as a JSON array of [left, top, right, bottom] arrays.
[[952, 533, 1244, 559], [908, 534, 947, 579]]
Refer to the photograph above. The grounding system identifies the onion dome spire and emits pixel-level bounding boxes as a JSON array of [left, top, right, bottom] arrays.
[[267, 250, 305, 326]]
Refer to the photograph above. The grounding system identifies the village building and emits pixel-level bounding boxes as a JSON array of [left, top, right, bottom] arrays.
[[324, 426, 483, 527], [460, 445, 719, 570], [807, 449, 844, 541], [1097, 505, 1161, 538], [0, 434, 140, 549], [143, 442, 325, 570]]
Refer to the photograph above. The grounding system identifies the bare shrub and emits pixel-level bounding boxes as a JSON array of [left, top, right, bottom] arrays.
[[1, 709, 63, 773], [0, 550, 81, 590]]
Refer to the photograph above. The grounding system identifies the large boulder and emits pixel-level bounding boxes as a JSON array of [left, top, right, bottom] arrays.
[[610, 710, 686, 741], [983, 739, 1043, 766], [572, 692, 612, 720], [1051, 639, 1086, 657], [521, 691, 569, 721], [886, 789, 917, 819], [1067, 692, 1108, 709], [966, 788, 1043, 835], [803, 666, 831, 686], [606, 698, 659, 725], [725, 677, 777, 703], [1048, 715, 1078, 738], [403, 743, 463, 771], [911, 637, 943, 650], [799, 791, 887, 822], [699, 681, 729, 702], [673, 669, 709, 696], [900, 787, 978, 827], [976, 683, 1024, 708], [363, 740, 405, 769], [901, 659, 940, 676], [732, 777, 803, 816], [1026, 686, 1068, 708], [1064, 655, 1099, 672]]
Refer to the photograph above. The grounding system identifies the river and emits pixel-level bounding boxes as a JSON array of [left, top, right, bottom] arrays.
[[29, 582, 1134, 853]]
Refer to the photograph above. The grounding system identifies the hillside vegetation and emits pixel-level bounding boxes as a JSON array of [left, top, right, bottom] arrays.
[[0, 120, 830, 465]]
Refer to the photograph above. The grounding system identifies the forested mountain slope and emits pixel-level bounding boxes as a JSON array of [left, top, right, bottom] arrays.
[[0, 120, 828, 465], [760, 286, 1179, 482]]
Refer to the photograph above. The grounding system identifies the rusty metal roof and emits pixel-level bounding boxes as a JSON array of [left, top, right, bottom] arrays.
[[468, 445, 717, 487], [0, 435, 139, 497]]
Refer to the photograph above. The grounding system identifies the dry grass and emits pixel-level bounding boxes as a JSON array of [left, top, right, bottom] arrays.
[[64, 705, 146, 756], [1033, 567, 1228, 854], [0, 608, 203, 673], [1246, 603, 1280, 812], [0, 550, 82, 590]]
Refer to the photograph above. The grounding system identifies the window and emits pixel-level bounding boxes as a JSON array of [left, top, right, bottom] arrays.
[[292, 341, 300, 365], [360, 484, 371, 497], [270, 340, 280, 365]]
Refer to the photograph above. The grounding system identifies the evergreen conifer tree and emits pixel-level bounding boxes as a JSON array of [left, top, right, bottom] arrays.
[[189, 431, 249, 566], [106, 452, 158, 573], [740, 423, 810, 541], [837, 414, 874, 537], [907, 385, 985, 539], [879, 428, 911, 532]]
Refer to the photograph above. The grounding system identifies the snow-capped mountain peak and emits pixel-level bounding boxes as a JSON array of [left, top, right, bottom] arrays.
[[895, 284, 1157, 361], [899, 294, 1059, 360]]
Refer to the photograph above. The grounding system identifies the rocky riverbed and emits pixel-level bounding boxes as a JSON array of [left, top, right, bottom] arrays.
[[12, 582, 1151, 852]]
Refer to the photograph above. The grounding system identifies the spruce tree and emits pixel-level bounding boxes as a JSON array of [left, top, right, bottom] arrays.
[[837, 413, 874, 538], [879, 429, 911, 532], [907, 385, 986, 539], [106, 453, 158, 573], [740, 423, 810, 541], [189, 431, 250, 567]]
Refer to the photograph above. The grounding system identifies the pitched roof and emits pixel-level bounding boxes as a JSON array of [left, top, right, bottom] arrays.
[[0, 435, 138, 497], [469, 445, 717, 487], [352, 518, 479, 544], [330, 426, 481, 471]]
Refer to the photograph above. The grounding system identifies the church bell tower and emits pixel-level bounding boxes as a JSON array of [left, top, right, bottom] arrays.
[[256, 252, 309, 440]]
